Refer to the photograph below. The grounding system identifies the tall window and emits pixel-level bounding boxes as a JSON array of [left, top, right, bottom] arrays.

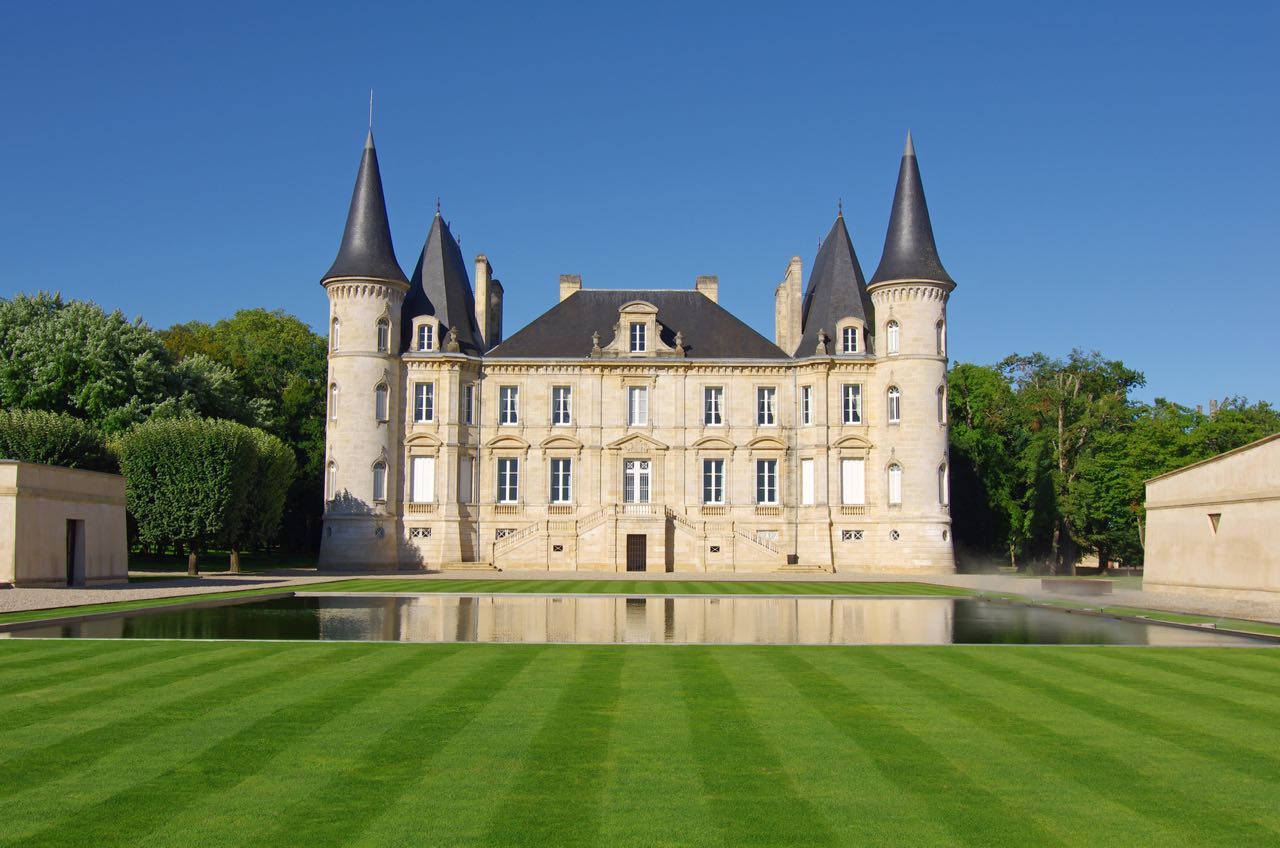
[[842, 326, 858, 353], [414, 383, 434, 423], [376, 318, 389, 353], [757, 387, 776, 425], [887, 463, 903, 505], [552, 386, 572, 425], [628, 386, 648, 426], [417, 323, 434, 352], [550, 458, 572, 503], [330, 317, 340, 351], [756, 459, 778, 504], [328, 383, 338, 420], [372, 461, 387, 502], [887, 386, 901, 424], [497, 458, 519, 503], [801, 458, 815, 505], [704, 386, 724, 425], [326, 461, 337, 501], [800, 386, 812, 426], [936, 320, 946, 356], [623, 459, 651, 503], [499, 386, 519, 425], [842, 384, 862, 424], [886, 320, 900, 355], [374, 383, 389, 422], [841, 458, 866, 505], [461, 384, 474, 425], [702, 459, 725, 504], [938, 463, 949, 505], [937, 385, 947, 424], [630, 322, 647, 352], [411, 456, 435, 503]]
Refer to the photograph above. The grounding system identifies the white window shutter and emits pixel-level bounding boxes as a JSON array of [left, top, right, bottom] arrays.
[[842, 459, 865, 505], [801, 459, 815, 506]]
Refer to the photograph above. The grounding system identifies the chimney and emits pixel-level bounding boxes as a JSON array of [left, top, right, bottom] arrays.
[[474, 255, 492, 350], [1209, 398, 1219, 417], [559, 274, 582, 302], [774, 256, 802, 354], [695, 275, 718, 303], [1196, 404, 1203, 415], [487, 279, 504, 347]]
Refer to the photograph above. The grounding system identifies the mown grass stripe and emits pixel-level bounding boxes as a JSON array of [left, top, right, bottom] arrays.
[[764, 649, 1064, 847], [483, 648, 625, 846], [16, 645, 450, 848], [673, 647, 839, 846], [1113, 649, 1280, 697], [941, 650, 1280, 840], [250, 646, 546, 847], [0, 640, 183, 696], [0, 644, 336, 797], [0, 643, 247, 730], [0, 641, 108, 670], [847, 649, 1227, 845]]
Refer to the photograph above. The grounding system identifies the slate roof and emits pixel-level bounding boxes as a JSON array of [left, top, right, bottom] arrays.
[[868, 132, 954, 286], [401, 212, 485, 355], [488, 290, 789, 360], [796, 214, 875, 357], [321, 131, 409, 284]]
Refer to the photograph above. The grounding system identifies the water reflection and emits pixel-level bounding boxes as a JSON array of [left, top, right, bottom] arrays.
[[4, 595, 1269, 646]]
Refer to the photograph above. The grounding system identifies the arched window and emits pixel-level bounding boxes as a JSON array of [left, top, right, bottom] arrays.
[[937, 385, 947, 424], [328, 383, 338, 420], [842, 326, 858, 353], [886, 320, 900, 355], [330, 317, 340, 352], [936, 320, 946, 356], [938, 463, 949, 505], [887, 386, 901, 424], [372, 461, 387, 502], [374, 383, 389, 422], [326, 461, 337, 501], [376, 318, 390, 353], [888, 463, 903, 505]]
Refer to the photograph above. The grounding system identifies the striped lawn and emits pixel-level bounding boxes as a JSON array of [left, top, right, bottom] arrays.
[[303, 578, 971, 596], [1, 642, 1277, 847]]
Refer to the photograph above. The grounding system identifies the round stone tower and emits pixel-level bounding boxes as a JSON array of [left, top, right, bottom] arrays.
[[319, 131, 410, 569], [866, 132, 956, 572]]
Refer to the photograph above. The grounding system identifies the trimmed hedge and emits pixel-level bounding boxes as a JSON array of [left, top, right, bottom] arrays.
[[0, 408, 116, 472]]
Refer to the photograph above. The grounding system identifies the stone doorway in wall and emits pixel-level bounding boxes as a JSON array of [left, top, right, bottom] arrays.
[[626, 534, 647, 572]]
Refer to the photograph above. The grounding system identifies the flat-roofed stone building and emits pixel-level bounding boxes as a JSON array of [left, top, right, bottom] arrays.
[[1144, 433, 1280, 602], [0, 461, 128, 587], [319, 131, 956, 574]]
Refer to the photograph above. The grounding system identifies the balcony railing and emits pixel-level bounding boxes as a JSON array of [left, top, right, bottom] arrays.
[[700, 505, 727, 516], [621, 503, 656, 516], [839, 505, 867, 515], [405, 502, 436, 515], [754, 505, 781, 516], [494, 504, 521, 514]]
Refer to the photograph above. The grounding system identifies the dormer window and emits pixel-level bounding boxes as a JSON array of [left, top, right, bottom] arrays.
[[842, 326, 858, 353], [376, 318, 389, 353], [417, 323, 434, 352], [630, 322, 646, 353]]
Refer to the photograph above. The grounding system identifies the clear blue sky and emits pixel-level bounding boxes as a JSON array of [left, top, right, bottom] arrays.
[[3, 1, 1277, 406]]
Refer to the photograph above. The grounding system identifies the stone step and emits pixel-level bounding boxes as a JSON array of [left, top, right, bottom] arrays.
[[440, 562, 500, 572], [776, 565, 829, 574]]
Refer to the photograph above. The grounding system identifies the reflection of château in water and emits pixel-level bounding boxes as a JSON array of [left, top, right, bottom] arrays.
[[316, 596, 956, 645]]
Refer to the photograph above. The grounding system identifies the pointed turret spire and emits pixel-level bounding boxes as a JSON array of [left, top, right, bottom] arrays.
[[869, 132, 954, 286], [321, 131, 408, 284], [401, 212, 484, 355], [795, 214, 875, 356]]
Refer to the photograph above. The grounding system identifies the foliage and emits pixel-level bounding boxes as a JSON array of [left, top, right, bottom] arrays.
[[117, 418, 257, 573], [0, 409, 116, 472], [239, 428, 297, 552]]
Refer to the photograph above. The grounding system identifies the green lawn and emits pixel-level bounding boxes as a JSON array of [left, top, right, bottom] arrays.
[[0, 641, 1277, 847]]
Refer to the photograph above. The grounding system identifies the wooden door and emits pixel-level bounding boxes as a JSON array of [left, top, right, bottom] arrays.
[[626, 534, 647, 572]]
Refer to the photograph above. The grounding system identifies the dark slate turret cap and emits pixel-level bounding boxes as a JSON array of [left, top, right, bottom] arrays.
[[321, 131, 409, 284], [401, 211, 484, 355], [868, 132, 954, 286], [796, 213, 875, 356]]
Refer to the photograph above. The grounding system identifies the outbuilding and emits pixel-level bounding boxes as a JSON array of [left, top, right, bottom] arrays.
[[1143, 433, 1280, 602], [0, 461, 128, 587]]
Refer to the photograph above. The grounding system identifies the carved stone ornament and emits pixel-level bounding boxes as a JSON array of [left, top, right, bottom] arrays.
[[590, 331, 602, 357], [674, 330, 686, 357], [445, 326, 461, 352], [816, 330, 829, 355]]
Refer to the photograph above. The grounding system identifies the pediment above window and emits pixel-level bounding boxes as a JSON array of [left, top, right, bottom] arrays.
[[605, 432, 669, 452]]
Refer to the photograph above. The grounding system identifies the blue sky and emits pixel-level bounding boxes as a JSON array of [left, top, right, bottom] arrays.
[[3, 1, 1277, 405]]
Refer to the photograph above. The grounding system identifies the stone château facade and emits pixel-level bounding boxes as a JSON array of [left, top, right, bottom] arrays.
[[319, 131, 956, 573]]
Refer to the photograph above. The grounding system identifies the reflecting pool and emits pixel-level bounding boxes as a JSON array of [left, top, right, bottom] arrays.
[[4, 595, 1270, 646]]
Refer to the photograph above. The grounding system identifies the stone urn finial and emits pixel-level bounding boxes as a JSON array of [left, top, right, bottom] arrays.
[[674, 329, 685, 357], [445, 326, 461, 352], [590, 330, 602, 357], [816, 329, 829, 355]]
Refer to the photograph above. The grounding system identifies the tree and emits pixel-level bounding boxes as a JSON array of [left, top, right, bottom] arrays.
[[228, 429, 297, 572], [117, 419, 256, 574], [0, 409, 116, 472], [999, 351, 1145, 573]]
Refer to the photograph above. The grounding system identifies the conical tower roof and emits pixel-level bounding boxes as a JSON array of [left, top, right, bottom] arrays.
[[869, 132, 954, 286], [401, 211, 484, 355], [796, 213, 875, 356], [321, 131, 409, 284]]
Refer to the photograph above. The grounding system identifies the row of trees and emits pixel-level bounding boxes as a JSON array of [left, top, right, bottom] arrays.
[[0, 293, 326, 553], [948, 350, 1280, 573]]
